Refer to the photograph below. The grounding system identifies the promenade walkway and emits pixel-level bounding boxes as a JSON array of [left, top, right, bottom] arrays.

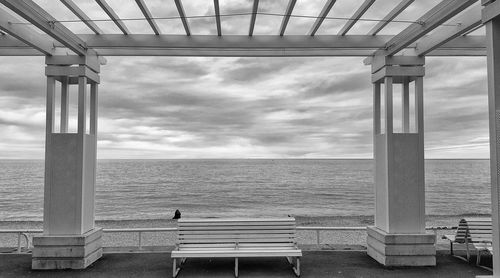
[[0, 249, 491, 278]]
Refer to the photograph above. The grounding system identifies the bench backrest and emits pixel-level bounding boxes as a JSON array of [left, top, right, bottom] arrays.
[[176, 218, 298, 248], [455, 218, 492, 244]]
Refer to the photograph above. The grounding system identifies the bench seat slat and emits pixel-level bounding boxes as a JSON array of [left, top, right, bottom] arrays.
[[178, 225, 296, 230], [172, 249, 302, 258], [179, 230, 296, 235]]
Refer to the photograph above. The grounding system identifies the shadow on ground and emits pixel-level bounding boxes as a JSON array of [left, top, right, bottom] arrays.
[[0, 251, 492, 278]]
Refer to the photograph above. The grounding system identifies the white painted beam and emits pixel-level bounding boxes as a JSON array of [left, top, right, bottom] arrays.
[[0, 0, 89, 56], [0, 7, 54, 55], [0, 35, 487, 56], [135, 0, 161, 35], [214, 0, 221, 36], [249, 0, 259, 36], [95, 0, 130, 35], [308, 0, 337, 36], [382, 0, 478, 56], [338, 0, 375, 36], [367, 0, 414, 36], [60, 0, 103, 35], [279, 0, 297, 36], [415, 5, 482, 56], [174, 0, 190, 36]]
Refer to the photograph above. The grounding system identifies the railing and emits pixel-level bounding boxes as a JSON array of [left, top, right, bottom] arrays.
[[0, 226, 457, 253]]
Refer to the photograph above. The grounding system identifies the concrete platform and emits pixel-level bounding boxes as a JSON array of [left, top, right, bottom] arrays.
[[0, 250, 492, 277]]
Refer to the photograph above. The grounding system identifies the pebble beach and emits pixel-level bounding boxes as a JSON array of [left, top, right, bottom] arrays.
[[0, 214, 486, 251]]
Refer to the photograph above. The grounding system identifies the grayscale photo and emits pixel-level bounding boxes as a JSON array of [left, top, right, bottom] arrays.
[[0, 0, 496, 277]]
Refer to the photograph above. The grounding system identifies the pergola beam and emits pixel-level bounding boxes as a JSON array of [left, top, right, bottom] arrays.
[[135, 0, 161, 35], [308, 0, 337, 36], [0, 7, 54, 55], [95, 0, 130, 35], [174, 0, 191, 36], [0, 35, 486, 56], [367, 0, 414, 36], [415, 5, 482, 56], [249, 0, 259, 36], [214, 0, 222, 36], [0, 0, 89, 56], [382, 0, 478, 56], [279, 0, 297, 36], [338, 0, 375, 36], [60, 0, 103, 35]]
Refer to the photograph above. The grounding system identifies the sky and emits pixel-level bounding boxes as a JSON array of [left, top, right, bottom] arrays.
[[0, 0, 491, 159]]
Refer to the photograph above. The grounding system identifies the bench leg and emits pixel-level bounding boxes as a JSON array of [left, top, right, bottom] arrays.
[[477, 249, 482, 266], [292, 257, 300, 277], [466, 242, 470, 262], [235, 258, 238, 278], [450, 241, 454, 256], [172, 258, 184, 278]]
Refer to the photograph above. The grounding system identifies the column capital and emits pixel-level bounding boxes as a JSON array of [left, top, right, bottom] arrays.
[[45, 55, 101, 84], [370, 55, 425, 84], [482, 0, 500, 23]]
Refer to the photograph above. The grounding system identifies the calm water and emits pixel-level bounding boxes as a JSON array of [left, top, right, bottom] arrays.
[[0, 159, 491, 221]]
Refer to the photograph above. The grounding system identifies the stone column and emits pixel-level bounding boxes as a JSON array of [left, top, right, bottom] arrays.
[[32, 56, 102, 270], [367, 56, 436, 266], [480, 1, 500, 277]]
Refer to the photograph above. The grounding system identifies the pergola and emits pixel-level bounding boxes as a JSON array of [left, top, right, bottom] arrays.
[[1, 0, 499, 275]]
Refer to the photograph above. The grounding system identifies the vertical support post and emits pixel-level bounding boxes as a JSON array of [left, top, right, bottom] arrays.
[[385, 77, 393, 134], [77, 77, 87, 135], [374, 83, 381, 135], [402, 78, 410, 133], [43, 77, 55, 233], [367, 56, 434, 267], [34, 56, 103, 270], [60, 77, 69, 133], [484, 12, 500, 277]]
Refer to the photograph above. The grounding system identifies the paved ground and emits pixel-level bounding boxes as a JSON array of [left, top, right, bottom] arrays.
[[0, 250, 492, 278]]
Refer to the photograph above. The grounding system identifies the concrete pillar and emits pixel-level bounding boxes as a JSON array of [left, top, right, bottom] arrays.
[[32, 56, 102, 270], [367, 56, 436, 266], [480, 1, 500, 277]]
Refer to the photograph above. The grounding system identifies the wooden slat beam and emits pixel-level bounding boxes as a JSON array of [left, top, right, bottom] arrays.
[[279, 0, 297, 36], [338, 0, 375, 36], [382, 0, 478, 56], [214, 0, 221, 36], [249, 0, 259, 36], [135, 0, 161, 35], [367, 0, 414, 36], [174, 0, 190, 36], [308, 0, 337, 36], [60, 0, 103, 35], [0, 7, 54, 55], [95, 0, 130, 35], [0, 35, 486, 56], [415, 5, 482, 56], [0, 0, 89, 56]]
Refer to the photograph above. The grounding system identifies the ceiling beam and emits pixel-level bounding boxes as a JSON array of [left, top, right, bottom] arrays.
[[279, 0, 297, 36], [382, 0, 478, 56], [415, 5, 482, 56], [0, 35, 486, 56], [0, 7, 54, 55], [0, 0, 90, 56], [308, 0, 337, 36], [367, 0, 414, 36], [249, 0, 259, 36], [338, 0, 375, 36], [214, 0, 221, 36], [60, 0, 103, 35], [95, 0, 130, 35], [135, 0, 161, 35], [174, 0, 190, 36]]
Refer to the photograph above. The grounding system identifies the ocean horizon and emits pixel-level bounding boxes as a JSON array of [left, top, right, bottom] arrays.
[[0, 159, 491, 221]]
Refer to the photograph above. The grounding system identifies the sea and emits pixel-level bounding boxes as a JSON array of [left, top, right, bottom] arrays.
[[0, 159, 491, 221]]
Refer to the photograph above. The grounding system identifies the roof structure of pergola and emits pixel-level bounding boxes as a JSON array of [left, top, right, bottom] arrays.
[[0, 0, 488, 58]]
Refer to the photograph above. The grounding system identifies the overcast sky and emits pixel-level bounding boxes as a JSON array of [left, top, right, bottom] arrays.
[[0, 0, 490, 159]]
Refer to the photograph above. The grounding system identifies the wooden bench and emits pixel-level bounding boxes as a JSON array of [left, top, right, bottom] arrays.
[[171, 218, 302, 277], [443, 218, 492, 265]]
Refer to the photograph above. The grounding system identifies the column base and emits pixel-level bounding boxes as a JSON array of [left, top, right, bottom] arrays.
[[367, 226, 436, 266], [32, 227, 103, 270]]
